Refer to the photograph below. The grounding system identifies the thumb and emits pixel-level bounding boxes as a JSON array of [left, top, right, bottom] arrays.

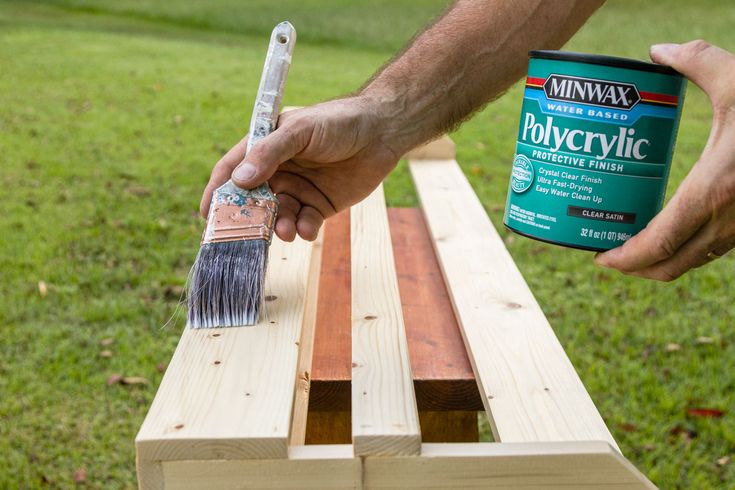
[[231, 120, 307, 189], [650, 40, 735, 103]]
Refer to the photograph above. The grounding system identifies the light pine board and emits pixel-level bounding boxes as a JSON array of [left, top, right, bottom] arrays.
[[289, 231, 324, 445], [159, 442, 654, 490], [163, 445, 360, 490], [351, 185, 421, 456], [365, 442, 655, 489], [136, 235, 317, 484], [409, 158, 619, 450]]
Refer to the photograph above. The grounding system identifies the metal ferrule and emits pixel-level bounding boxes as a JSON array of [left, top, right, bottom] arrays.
[[202, 197, 278, 244]]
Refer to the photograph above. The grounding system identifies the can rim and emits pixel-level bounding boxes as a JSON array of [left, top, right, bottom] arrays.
[[529, 50, 682, 76], [503, 223, 610, 253]]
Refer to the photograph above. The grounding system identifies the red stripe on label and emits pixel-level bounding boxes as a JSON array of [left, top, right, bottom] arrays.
[[525, 76, 678, 105], [526, 76, 546, 87], [639, 91, 679, 105]]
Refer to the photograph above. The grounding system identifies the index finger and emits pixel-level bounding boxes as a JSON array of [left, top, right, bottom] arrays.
[[199, 135, 249, 217]]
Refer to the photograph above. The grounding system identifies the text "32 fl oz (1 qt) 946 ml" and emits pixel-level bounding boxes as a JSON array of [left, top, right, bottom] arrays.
[[580, 228, 632, 242]]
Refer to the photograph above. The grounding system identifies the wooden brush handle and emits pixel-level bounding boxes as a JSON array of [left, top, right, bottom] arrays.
[[203, 22, 295, 245], [247, 22, 297, 153]]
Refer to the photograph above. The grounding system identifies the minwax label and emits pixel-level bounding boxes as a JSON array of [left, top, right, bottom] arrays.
[[504, 55, 687, 251]]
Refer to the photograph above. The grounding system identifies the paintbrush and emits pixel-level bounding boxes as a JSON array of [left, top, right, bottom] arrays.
[[188, 22, 296, 328]]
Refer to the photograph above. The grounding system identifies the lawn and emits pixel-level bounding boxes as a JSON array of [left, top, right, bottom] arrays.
[[1, 0, 734, 488]]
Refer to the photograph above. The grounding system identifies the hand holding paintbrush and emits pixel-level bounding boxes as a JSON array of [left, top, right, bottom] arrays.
[[188, 22, 296, 328]]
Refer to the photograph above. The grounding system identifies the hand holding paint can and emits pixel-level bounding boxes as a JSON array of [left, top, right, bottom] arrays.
[[504, 51, 687, 251]]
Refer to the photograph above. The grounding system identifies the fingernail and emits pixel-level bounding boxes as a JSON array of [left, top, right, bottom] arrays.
[[594, 251, 612, 267], [232, 162, 256, 182], [595, 247, 620, 267], [650, 43, 679, 57]]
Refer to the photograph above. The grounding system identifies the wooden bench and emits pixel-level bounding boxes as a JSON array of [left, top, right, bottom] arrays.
[[136, 136, 657, 489]]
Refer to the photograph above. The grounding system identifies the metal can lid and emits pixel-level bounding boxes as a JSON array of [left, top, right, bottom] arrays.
[[529, 50, 682, 76]]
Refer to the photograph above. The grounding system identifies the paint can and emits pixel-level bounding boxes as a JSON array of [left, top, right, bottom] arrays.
[[503, 51, 687, 251]]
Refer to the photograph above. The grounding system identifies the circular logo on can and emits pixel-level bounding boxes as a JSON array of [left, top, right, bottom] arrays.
[[510, 155, 534, 193]]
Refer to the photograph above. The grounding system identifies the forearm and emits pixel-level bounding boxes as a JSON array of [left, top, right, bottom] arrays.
[[362, 0, 604, 154]]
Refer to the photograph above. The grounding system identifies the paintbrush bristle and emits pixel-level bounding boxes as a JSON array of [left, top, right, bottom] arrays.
[[187, 240, 268, 328]]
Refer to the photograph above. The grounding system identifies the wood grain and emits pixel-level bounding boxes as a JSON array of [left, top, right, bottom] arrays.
[[136, 235, 317, 471], [159, 443, 654, 489], [409, 158, 619, 449], [135, 455, 163, 490], [389, 208, 471, 380], [305, 411, 352, 444], [365, 442, 655, 489], [162, 445, 359, 490], [418, 411, 479, 443], [305, 411, 477, 444], [351, 185, 421, 456], [289, 231, 324, 445], [388, 208, 483, 411], [312, 210, 352, 384], [309, 209, 483, 412]]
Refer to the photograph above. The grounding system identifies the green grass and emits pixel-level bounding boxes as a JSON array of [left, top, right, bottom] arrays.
[[1, 1, 734, 488]]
